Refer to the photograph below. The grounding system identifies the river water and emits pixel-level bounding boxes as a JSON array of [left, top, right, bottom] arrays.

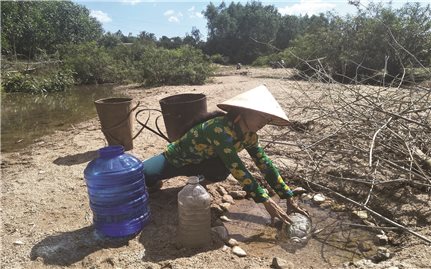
[[1, 84, 127, 152]]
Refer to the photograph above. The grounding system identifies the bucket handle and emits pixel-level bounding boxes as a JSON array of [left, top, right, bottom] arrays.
[[135, 109, 171, 143]]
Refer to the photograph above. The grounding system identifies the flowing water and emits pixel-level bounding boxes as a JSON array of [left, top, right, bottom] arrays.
[[225, 198, 388, 267], [1, 84, 127, 152]]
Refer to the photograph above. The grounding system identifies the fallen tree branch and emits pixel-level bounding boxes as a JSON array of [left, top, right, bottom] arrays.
[[342, 222, 401, 231], [364, 160, 379, 206], [369, 117, 393, 167]]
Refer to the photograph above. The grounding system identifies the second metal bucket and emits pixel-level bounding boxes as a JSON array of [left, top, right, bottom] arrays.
[[94, 97, 138, 151], [159, 93, 207, 142]]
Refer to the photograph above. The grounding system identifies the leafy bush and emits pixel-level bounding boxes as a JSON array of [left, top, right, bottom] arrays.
[[40, 69, 75, 92], [284, 3, 431, 83], [249, 3, 431, 84], [109, 42, 148, 83], [1, 1, 102, 58], [209, 54, 229, 65], [1, 73, 38, 93], [59, 42, 213, 86], [136, 45, 213, 86], [2, 70, 74, 93], [252, 54, 283, 66], [60, 42, 116, 84]]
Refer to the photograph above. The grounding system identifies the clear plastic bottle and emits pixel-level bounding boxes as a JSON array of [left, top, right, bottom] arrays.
[[286, 213, 312, 244], [177, 176, 211, 248]]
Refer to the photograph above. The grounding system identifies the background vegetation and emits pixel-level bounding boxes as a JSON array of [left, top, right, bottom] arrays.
[[1, 1, 430, 93]]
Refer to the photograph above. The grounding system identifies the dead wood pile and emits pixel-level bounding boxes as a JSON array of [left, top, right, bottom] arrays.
[[263, 72, 431, 233]]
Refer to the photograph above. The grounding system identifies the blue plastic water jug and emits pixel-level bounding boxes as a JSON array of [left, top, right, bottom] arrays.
[[84, 145, 150, 237]]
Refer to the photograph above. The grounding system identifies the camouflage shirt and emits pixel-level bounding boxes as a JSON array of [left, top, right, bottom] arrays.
[[164, 116, 294, 203]]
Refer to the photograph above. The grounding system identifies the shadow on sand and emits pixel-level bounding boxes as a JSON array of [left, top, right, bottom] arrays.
[[53, 150, 98, 166], [30, 226, 133, 266], [139, 185, 223, 263]]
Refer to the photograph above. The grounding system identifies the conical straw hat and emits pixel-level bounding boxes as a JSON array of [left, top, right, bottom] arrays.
[[217, 85, 289, 126]]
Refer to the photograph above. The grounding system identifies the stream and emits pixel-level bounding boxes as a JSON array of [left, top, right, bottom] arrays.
[[1, 84, 127, 152]]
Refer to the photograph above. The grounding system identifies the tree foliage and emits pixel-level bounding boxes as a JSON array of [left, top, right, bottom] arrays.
[[60, 42, 116, 84], [59, 42, 212, 86], [204, 1, 281, 64], [2, 70, 74, 93], [137, 45, 212, 86], [253, 2, 431, 83], [1, 0, 430, 91], [1, 1, 103, 59]]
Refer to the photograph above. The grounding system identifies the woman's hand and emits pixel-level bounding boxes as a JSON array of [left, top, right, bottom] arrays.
[[286, 197, 309, 217], [263, 198, 292, 225]]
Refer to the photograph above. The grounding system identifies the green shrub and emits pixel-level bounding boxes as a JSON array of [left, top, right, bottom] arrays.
[[135, 45, 213, 86], [2, 70, 74, 93], [59, 42, 213, 86], [252, 54, 282, 67], [60, 42, 116, 84], [1, 73, 38, 93], [209, 54, 229, 65], [3, 42, 214, 90], [252, 55, 269, 67], [39, 69, 74, 92], [283, 4, 431, 83]]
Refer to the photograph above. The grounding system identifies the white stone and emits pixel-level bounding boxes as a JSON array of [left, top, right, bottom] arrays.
[[272, 257, 293, 269], [222, 245, 230, 252], [13, 240, 25, 245], [227, 238, 239, 247], [313, 193, 326, 203], [220, 215, 232, 222], [232, 246, 247, 257], [374, 247, 391, 262], [301, 193, 313, 201], [353, 259, 374, 267], [353, 210, 368, 220], [376, 234, 388, 245], [378, 246, 390, 256], [219, 203, 231, 211]]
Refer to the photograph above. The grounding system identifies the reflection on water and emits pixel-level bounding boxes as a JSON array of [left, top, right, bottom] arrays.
[[1, 84, 127, 152]]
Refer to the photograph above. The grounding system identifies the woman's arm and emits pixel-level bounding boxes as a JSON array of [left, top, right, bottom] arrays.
[[246, 143, 294, 199], [247, 142, 309, 218]]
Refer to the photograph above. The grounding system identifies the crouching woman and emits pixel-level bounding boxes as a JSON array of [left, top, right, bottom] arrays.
[[143, 85, 308, 224]]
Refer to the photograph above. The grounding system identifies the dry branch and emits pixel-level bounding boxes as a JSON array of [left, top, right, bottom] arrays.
[[252, 10, 431, 247]]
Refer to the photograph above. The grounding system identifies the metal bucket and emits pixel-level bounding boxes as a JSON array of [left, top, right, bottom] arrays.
[[94, 97, 139, 151], [159, 93, 207, 141]]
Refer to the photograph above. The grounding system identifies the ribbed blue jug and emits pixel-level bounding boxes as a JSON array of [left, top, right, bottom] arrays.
[[84, 145, 150, 237]]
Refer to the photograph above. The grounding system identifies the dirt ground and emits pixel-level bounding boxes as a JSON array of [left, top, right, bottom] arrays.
[[1, 67, 431, 269]]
